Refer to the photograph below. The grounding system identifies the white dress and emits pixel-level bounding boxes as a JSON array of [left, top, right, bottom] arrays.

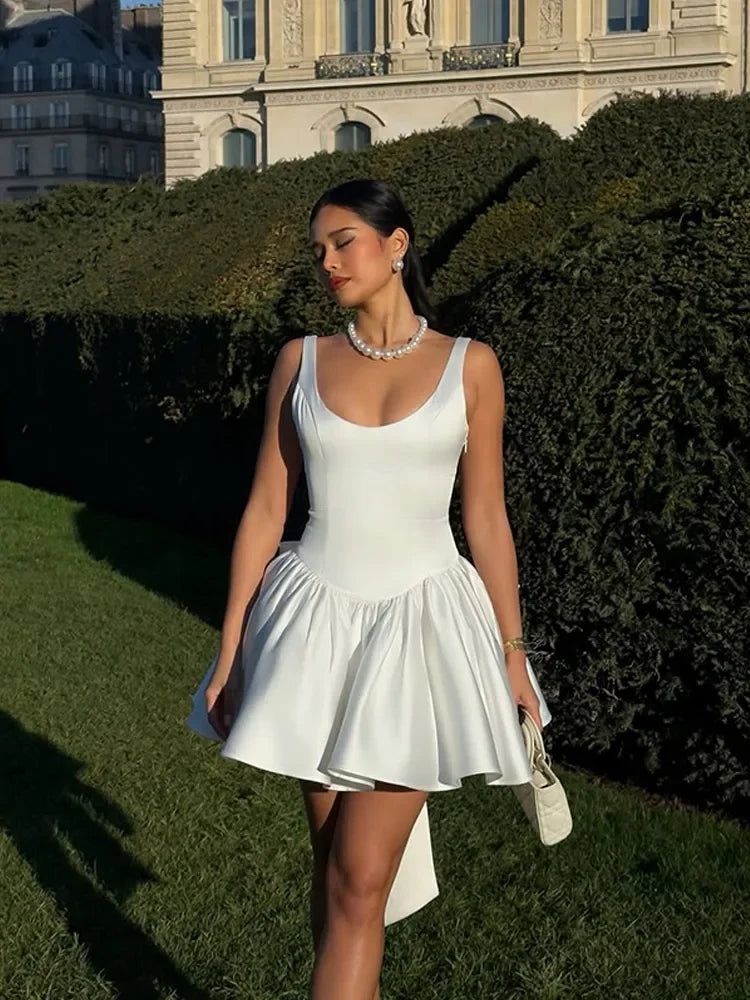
[[186, 334, 552, 926]]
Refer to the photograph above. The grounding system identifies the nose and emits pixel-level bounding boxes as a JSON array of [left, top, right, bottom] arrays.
[[321, 244, 340, 275]]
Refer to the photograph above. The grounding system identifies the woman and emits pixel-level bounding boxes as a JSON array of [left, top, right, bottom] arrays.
[[186, 178, 552, 1000]]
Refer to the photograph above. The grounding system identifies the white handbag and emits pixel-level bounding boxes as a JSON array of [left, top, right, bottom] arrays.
[[512, 708, 572, 845]]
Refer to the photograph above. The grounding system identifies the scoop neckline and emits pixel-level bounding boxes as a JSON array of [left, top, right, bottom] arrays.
[[311, 334, 462, 431]]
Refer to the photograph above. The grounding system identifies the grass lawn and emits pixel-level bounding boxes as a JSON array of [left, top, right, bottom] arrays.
[[1, 479, 748, 1000]]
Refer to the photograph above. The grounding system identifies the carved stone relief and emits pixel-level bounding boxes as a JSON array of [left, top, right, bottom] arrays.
[[539, 0, 563, 40], [282, 0, 303, 58]]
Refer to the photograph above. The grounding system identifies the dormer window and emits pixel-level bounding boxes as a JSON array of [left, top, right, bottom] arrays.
[[90, 62, 107, 89], [13, 62, 33, 92], [51, 59, 72, 89], [118, 67, 133, 94], [143, 70, 159, 92]]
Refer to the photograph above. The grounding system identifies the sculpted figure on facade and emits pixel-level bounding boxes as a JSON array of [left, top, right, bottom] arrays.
[[404, 0, 429, 36]]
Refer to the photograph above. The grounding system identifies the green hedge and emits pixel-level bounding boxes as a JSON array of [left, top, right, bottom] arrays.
[[0, 117, 560, 318], [448, 192, 750, 818], [433, 90, 750, 306], [1, 92, 748, 819]]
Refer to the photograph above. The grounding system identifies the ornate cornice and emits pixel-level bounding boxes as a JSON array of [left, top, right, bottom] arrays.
[[582, 66, 725, 88], [163, 96, 252, 111], [262, 64, 726, 106], [161, 64, 726, 113]]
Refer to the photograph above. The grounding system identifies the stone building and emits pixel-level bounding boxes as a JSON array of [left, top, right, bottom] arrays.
[[0, 0, 163, 201], [155, 1, 748, 186]]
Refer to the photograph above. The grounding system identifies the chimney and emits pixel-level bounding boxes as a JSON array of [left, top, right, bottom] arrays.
[[74, 0, 123, 60]]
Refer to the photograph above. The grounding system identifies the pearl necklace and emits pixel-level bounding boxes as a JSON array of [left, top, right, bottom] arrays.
[[347, 315, 428, 360]]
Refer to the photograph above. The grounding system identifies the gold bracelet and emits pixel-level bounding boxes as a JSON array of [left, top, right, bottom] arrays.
[[502, 636, 526, 654]]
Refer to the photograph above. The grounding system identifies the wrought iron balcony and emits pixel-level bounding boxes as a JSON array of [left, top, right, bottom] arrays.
[[443, 42, 518, 71], [0, 113, 163, 139], [315, 51, 388, 80], [0, 69, 159, 100]]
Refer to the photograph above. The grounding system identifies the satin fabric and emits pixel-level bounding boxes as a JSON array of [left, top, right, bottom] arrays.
[[186, 334, 552, 926]]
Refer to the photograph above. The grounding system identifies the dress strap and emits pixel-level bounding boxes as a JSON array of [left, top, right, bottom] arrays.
[[449, 337, 471, 454], [298, 335, 315, 399]]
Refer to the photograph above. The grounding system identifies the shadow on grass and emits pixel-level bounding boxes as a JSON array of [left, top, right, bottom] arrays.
[[0, 709, 216, 1000], [73, 505, 230, 631]]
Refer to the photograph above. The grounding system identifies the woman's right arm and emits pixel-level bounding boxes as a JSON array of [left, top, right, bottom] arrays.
[[209, 337, 304, 692]]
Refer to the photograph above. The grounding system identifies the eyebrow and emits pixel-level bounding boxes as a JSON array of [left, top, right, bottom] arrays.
[[309, 226, 357, 247]]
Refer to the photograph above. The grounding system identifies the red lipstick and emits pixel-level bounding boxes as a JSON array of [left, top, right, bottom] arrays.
[[330, 276, 350, 290]]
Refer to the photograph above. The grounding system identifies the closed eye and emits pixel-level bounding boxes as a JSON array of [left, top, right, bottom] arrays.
[[313, 237, 354, 261]]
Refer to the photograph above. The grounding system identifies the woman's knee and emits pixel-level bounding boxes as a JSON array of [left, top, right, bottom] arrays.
[[325, 845, 395, 926]]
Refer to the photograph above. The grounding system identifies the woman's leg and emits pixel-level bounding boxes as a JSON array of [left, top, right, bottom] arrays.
[[300, 779, 385, 1000], [307, 780, 429, 1000], [299, 780, 342, 952]]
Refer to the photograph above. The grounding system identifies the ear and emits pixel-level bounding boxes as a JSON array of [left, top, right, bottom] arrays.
[[390, 226, 410, 260]]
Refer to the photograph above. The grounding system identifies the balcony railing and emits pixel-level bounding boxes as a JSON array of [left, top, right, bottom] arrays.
[[315, 52, 388, 79], [0, 113, 164, 139], [443, 43, 518, 71], [0, 70, 159, 100]]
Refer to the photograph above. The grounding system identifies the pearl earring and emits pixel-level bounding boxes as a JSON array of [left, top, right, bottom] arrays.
[[392, 258, 404, 272]]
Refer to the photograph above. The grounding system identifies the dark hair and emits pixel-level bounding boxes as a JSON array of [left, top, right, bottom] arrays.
[[309, 178, 437, 328]]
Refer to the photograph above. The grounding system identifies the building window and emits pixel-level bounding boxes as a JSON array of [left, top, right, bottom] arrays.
[[90, 62, 107, 89], [341, 0, 375, 52], [49, 100, 70, 127], [96, 100, 107, 121], [52, 142, 69, 174], [334, 121, 371, 151], [223, 0, 256, 60], [98, 143, 110, 175], [149, 148, 160, 175], [125, 147, 136, 177], [467, 113, 503, 128], [11, 103, 32, 128], [15, 144, 30, 175], [146, 110, 160, 135], [117, 67, 133, 94], [51, 59, 72, 89], [13, 62, 34, 92], [607, 0, 649, 32], [470, 0, 510, 44], [143, 69, 159, 92], [222, 128, 257, 166]]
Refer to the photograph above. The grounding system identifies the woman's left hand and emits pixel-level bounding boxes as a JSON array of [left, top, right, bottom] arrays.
[[505, 655, 543, 731]]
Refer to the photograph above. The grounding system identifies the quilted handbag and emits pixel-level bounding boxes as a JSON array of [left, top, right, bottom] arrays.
[[511, 708, 572, 845]]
